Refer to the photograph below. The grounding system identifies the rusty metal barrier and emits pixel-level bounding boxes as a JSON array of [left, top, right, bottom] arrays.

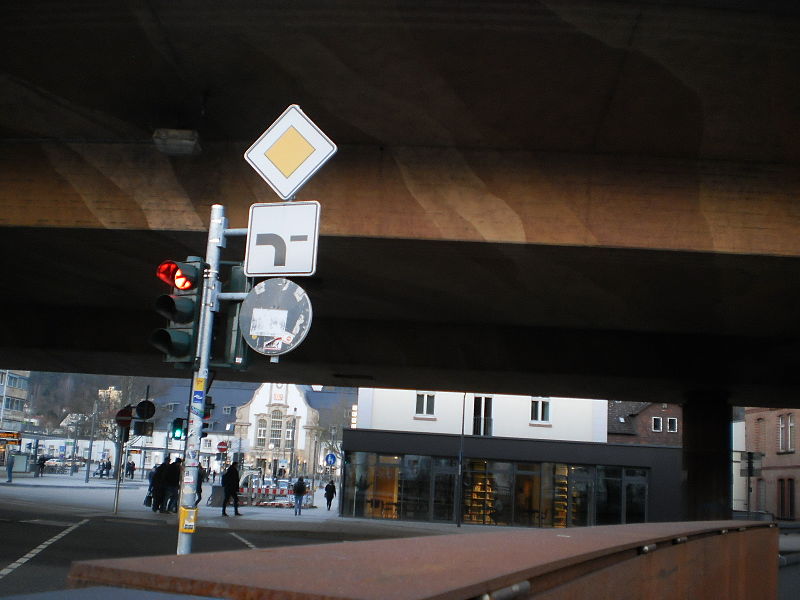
[[68, 521, 777, 599]]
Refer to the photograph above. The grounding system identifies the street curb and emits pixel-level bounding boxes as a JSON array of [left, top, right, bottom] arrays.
[[2, 482, 144, 490]]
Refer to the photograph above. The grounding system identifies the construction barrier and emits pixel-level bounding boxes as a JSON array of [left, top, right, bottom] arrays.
[[237, 485, 314, 508]]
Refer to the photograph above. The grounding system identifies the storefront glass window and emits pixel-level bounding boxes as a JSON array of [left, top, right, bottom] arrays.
[[552, 464, 569, 528], [462, 460, 512, 525], [513, 465, 542, 527], [343, 451, 649, 529], [398, 455, 430, 520], [568, 465, 595, 527], [596, 466, 622, 525]]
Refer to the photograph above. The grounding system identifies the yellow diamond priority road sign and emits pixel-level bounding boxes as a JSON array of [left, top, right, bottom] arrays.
[[244, 105, 337, 200]]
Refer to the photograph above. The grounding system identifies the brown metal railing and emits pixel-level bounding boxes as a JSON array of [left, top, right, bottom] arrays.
[[69, 520, 777, 599]]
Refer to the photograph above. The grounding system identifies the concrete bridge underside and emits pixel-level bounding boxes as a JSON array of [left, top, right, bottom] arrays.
[[5, 0, 800, 521], [2, 1, 800, 399]]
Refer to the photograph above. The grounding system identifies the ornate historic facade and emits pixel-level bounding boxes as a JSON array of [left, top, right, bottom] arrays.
[[236, 383, 321, 478]]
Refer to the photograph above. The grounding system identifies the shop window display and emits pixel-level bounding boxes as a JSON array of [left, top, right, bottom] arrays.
[[342, 451, 648, 528]]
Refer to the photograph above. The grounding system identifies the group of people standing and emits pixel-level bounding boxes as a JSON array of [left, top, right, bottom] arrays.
[[147, 456, 184, 513], [94, 459, 113, 478], [144, 459, 337, 517]]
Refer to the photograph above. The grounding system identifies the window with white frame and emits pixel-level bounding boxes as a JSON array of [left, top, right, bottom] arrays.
[[780, 415, 787, 452], [652, 417, 663, 432], [415, 392, 435, 416], [166, 403, 176, 413], [256, 419, 268, 447], [270, 410, 282, 445], [285, 419, 296, 450], [202, 439, 211, 449], [779, 414, 795, 453], [530, 398, 550, 422], [473, 396, 493, 436], [223, 406, 232, 415], [667, 417, 678, 433]]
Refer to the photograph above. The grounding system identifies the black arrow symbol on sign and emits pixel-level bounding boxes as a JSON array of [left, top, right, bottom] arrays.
[[256, 234, 309, 267]]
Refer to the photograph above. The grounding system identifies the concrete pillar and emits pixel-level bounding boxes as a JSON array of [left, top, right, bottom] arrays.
[[683, 390, 732, 520]]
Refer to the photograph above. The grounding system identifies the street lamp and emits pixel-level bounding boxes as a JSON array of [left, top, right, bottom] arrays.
[[288, 409, 297, 478]]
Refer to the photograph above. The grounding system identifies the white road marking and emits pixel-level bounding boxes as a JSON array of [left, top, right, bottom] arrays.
[[20, 519, 76, 527], [0, 518, 89, 580], [229, 532, 256, 549]]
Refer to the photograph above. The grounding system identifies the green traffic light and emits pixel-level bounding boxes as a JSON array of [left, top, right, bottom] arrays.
[[171, 418, 186, 439]]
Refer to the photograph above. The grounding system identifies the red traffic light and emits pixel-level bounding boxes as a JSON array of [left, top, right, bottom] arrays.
[[156, 261, 200, 290]]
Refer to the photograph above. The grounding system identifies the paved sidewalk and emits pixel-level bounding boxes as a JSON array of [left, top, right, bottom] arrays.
[[0, 474, 476, 539], [3, 471, 147, 490]]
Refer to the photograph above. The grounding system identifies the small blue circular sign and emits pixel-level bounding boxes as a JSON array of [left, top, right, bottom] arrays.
[[325, 453, 336, 466]]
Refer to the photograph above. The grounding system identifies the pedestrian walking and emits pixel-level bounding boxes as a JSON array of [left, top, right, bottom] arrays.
[[194, 465, 205, 508], [211, 470, 217, 484], [293, 477, 307, 516], [164, 457, 182, 513], [37, 455, 46, 477], [5, 452, 15, 483], [324, 480, 337, 511], [221, 462, 241, 516], [151, 457, 170, 513]]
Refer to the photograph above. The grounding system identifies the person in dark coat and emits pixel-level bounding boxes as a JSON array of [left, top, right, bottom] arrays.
[[164, 457, 182, 513], [194, 464, 206, 508], [151, 457, 170, 513], [293, 477, 307, 516], [324, 480, 337, 511], [221, 462, 241, 516]]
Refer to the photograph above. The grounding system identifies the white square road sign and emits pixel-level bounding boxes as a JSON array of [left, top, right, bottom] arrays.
[[244, 104, 337, 200], [244, 201, 321, 277]]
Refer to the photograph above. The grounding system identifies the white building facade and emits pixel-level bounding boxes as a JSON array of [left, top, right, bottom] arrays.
[[236, 383, 321, 478], [356, 389, 607, 442]]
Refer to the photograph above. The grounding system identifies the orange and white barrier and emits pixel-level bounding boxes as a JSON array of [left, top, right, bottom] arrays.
[[237, 485, 313, 508]]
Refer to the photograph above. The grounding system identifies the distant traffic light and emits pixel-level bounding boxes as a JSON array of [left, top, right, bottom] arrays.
[[171, 418, 187, 440], [150, 257, 204, 365]]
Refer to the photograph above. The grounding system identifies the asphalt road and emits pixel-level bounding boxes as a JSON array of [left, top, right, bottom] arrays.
[[2, 475, 797, 598], [0, 476, 446, 598], [0, 506, 361, 597]]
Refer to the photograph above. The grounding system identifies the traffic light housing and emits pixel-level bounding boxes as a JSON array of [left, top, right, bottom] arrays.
[[150, 257, 204, 366], [201, 396, 214, 439], [209, 264, 250, 370], [171, 418, 187, 440]]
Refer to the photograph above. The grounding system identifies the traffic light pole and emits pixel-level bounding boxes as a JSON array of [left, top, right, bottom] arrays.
[[176, 204, 247, 555]]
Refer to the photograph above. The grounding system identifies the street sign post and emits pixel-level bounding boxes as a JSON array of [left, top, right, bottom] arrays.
[[114, 406, 133, 428], [244, 104, 337, 200], [325, 453, 336, 466], [217, 441, 229, 453], [244, 201, 320, 276]]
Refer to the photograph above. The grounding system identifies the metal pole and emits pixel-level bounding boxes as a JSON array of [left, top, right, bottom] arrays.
[[85, 398, 97, 483], [70, 419, 79, 475], [456, 392, 466, 527], [112, 427, 127, 514], [140, 385, 149, 479], [0, 370, 7, 429], [177, 204, 225, 555]]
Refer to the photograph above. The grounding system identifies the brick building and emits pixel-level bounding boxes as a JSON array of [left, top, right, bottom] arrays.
[[745, 407, 799, 520], [607, 401, 682, 446]]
